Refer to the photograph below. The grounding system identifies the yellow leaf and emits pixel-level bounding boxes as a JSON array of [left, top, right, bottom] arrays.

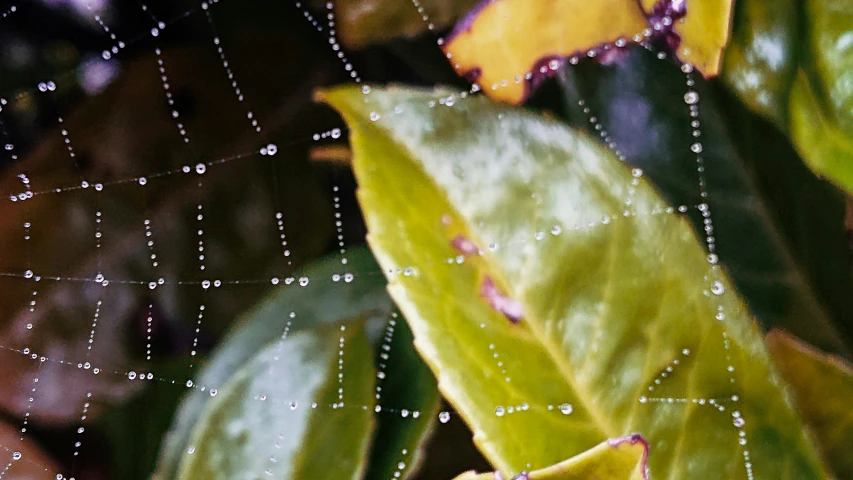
[[443, 0, 733, 104]]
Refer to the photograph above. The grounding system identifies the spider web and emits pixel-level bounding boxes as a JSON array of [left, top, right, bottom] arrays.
[[0, 0, 769, 478]]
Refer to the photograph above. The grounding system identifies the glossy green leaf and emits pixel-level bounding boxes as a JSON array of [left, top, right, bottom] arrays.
[[453, 435, 648, 480], [768, 330, 853, 478], [154, 247, 439, 480], [175, 320, 375, 480], [557, 47, 853, 356], [321, 86, 832, 478], [720, 0, 797, 127], [723, 0, 853, 195]]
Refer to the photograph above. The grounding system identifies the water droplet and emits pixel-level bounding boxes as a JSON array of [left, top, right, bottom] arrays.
[[690, 143, 703, 154], [495, 406, 505, 417], [12, 451, 21, 461], [711, 281, 724, 295], [369, 112, 380, 121], [127, 371, 137, 380], [559, 403, 573, 415], [195, 163, 207, 174], [438, 411, 450, 423], [683, 91, 699, 105]]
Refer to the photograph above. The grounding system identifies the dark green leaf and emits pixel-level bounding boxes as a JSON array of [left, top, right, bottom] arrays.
[[100, 360, 189, 480], [364, 312, 440, 480], [723, 0, 853, 195]]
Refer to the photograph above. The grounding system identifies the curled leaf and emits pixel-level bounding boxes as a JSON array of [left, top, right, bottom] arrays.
[[453, 435, 649, 480]]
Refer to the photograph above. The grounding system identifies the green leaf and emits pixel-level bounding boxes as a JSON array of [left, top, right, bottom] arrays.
[[767, 330, 853, 478], [557, 47, 853, 356], [723, 0, 853, 195], [720, 0, 797, 127], [320, 86, 832, 478], [155, 247, 439, 480], [453, 435, 648, 480], [175, 320, 376, 479], [363, 311, 441, 480]]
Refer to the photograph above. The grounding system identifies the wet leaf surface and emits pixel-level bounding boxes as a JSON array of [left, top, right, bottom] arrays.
[[322, 85, 832, 478]]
